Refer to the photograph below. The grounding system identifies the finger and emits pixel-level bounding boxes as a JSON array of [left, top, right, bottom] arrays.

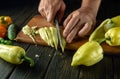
[[58, 3, 66, 22], [78, 21, 92, 37], [63, 14, 72, 27], [63, 16, 79, 38], [39, 9, 46, 18], [65, 21, 83, 43]]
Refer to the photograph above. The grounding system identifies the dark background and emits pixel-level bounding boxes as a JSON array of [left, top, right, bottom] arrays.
[[1, 0, 120, 20], [64, 0, 120, 20], [0, 1, 120, 79]]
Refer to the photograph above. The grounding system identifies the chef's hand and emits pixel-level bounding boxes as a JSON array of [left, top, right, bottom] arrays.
[[38, 0, 66, 22], [63, 7, 96, 43]]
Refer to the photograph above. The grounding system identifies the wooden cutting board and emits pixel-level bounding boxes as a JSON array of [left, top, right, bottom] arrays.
[[15, 15, 120, 54]]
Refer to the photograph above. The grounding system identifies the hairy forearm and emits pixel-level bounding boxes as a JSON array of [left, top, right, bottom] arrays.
[[81, 0, 101, 16]]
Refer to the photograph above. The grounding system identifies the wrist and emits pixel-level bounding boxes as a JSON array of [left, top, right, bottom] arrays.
[[81, 0, 101, 17]]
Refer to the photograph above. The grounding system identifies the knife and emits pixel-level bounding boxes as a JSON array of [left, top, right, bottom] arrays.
[[54, 16, 64, 52]]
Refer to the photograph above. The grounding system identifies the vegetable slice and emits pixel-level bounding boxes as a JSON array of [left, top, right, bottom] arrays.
[[22, 25, 36, 44], [39, 27, 52, 46], [89, 19, 112, 44], [61, 36, 66, 52], [38, 27, 66, 51], [49, 27, 58, 50], [44, 27, 54, 47]]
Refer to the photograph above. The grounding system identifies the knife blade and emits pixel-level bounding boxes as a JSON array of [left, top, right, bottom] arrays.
[[54, 16, 64, 52]]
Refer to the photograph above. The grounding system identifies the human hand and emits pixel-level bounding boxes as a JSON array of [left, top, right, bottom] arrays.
[[38, 0, 66, 22], [63, 7, 96, 43]]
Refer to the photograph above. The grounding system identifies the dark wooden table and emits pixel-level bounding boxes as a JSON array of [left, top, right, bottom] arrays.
[[0, 1, 120, 79]]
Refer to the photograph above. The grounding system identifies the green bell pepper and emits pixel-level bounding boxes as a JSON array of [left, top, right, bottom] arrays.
[[89, 19, 114, 44], [105, 27, 120, 46], [111, 15, 120, 27], [71, 41, 103, 66], [0, 44, 34, 67]]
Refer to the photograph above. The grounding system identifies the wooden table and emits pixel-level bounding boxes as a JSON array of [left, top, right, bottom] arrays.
[[0, 1, 120, 79]]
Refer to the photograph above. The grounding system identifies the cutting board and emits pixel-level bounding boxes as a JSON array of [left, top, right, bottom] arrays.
[[15, 15, 120, 54]]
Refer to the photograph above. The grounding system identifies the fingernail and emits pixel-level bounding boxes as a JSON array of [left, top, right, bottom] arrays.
[[67, 39, 71, 43], [66, 37, 72, 43], [63, 31, 67, 38], [47, 14, 51, 22]]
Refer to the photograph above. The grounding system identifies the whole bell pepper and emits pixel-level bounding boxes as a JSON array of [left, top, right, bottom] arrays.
[[0, 25, 7, 38], [105, 27, 120, 46], [71, 41, 103, 66], [111, 15, 120, 27], [0, 16, 13, 28], [0, 44, 34, 67]]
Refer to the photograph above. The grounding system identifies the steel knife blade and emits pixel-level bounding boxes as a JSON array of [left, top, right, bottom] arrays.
[[54, 17, 63, 52]]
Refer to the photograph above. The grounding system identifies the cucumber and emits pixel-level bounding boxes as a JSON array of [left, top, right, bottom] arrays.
[[7, 24, 16, 40]]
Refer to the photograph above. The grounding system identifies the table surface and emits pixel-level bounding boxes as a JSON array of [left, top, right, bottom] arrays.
[[0, 1, 120, 79]]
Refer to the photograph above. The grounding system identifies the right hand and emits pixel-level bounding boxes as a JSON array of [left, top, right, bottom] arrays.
[[63, 7, 96, 43], [38, 0, 66, 22]]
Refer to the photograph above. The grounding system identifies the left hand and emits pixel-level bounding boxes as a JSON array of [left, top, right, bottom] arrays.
[[63, 7, 96, 43], [38, 0, 66, 22]]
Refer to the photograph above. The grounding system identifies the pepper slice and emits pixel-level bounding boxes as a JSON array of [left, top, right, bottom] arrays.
[[49, 27, 58, 49], [38, 27, 66, 52]]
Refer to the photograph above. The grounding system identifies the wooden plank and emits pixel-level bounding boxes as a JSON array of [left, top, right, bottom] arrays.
[[44, 50, 79, 79], [79, 55, 113, 79], [9, 45, 55, 79], [0, 43, 30, 79], [112, 56, 120, 79], [0, 4, 38, 79], [24, 46, 55, 79], [0, 1, 119, 79], [0, 59, 14, 79], [0, 7, 26, 79]]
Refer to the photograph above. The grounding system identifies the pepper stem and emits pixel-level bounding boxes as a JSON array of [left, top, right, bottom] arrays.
[[24, 56, 34, 67]]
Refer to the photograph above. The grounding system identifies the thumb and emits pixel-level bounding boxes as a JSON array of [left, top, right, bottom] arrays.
[[47, 12, 52, 22]]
